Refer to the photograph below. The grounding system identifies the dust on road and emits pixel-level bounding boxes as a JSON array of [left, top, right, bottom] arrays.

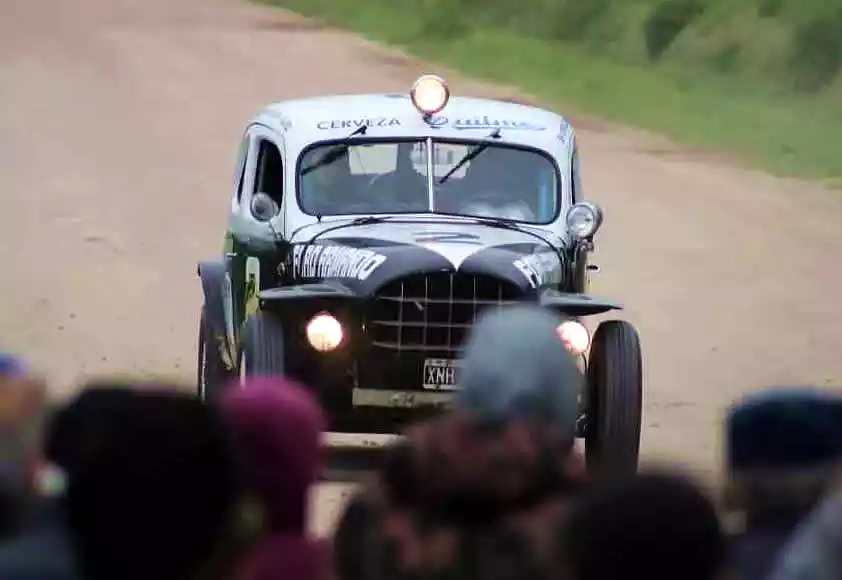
[[2, 0, 841, 534]]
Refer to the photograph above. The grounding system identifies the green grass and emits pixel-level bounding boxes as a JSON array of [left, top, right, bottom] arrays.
[[261, 0, 842, 182]]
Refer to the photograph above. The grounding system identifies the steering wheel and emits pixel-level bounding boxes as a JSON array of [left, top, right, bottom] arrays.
[[364, 173, 428, 212], [366, 173, 388, 190], [463, 190, 513, 206], [460, 191, 537, 221]]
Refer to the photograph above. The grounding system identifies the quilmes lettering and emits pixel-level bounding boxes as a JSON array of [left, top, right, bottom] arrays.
[[317, 118, 401, 130], [513, 251, 561, 288], [452, 116, 546, 131], [557, 118, 572, 143], [293, 244, 387, 280]]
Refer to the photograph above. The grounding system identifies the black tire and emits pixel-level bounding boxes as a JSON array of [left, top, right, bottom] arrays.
[[585, 319, 643, 480], [240, 312, 285, 378], [197, 306, 234, 402]]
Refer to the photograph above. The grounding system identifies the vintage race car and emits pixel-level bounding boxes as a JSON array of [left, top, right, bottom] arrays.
[[197, 75, 643, 477]]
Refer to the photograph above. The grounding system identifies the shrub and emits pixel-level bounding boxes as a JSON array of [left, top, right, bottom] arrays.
[[644, 0, 706, 60], [553, 0, 613, 42], [788, 7, 842, 92], [417, 0, 471, 40], [711, 42, 742, 74], [757, 0, 784, 19]]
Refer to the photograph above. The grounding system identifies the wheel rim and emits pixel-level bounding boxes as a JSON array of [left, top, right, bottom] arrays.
[[238, 349, 247, 387], [198, 325, 208, 400], [199, 346, 207, 399]]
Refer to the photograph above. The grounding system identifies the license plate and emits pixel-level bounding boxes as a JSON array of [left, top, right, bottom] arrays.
[[422, 358, 460, 391], [352, 389, 452, 409]]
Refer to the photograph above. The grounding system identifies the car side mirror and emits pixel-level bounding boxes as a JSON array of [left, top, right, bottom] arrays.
[[251, 192, 280, 222]]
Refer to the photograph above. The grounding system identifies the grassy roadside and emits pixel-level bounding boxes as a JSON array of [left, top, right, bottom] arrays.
[[260, 0, 842, 183]]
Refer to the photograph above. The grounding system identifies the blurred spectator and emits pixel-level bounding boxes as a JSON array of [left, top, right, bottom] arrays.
[[0, 352, 48, 539], [560, 470, 726, 580], [768, 489, 842, 580], [45, 381, 242, 580], [0, 462, 75, 580], [220, 376, 326, 580], [723, 388, 842, 580], [0, 353, 77, 580], [454, 305, 582, 435], [332, 305, 587, 580]]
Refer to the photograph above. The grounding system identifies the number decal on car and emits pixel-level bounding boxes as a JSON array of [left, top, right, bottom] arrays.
[[244, 257, 260, 316]]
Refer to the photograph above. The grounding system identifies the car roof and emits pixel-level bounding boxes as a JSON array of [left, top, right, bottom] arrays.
[[251, 93, 573, 150]]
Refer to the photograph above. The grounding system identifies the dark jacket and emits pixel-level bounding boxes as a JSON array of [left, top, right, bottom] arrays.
[[730, 517, 802, 580], [0, 497, 82, 580], [332, 412, 587, 580], [768, 494, 842, 580]]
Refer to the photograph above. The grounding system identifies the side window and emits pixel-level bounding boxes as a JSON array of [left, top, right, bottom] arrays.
[[571, 142, 583, 204], [253, 139, 284, 206], [233, 136, 249, 206]]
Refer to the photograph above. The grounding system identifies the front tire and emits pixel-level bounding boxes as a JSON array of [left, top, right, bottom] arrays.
[[240, 312, 286, 379], [197, 306, 234, 402], [584, 319, 643, 480]]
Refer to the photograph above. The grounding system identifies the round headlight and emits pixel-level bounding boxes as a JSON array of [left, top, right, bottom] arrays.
[[410, 74, 450, 115], [556, 320, 590, 355], [566, 202, 603, 239], [306, 313, 344, 352]]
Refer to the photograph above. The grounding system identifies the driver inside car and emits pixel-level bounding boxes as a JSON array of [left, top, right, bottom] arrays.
[[366, 142, 428, 212], [300, 149, 360, 215], [452, 148, 540, 221]]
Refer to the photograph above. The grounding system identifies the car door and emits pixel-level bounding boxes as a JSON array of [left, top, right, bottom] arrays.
[[230, 125, 287, 333], [220, 133, 251, 356]]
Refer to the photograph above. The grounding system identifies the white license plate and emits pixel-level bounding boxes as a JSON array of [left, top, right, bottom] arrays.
[[422, 358, 460, 391]]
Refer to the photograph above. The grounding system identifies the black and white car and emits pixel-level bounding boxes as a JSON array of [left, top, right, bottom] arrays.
[[197, 75, 643, 477]]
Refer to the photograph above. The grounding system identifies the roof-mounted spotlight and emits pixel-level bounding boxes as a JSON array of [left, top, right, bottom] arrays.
[[410, 74, 450, 116]]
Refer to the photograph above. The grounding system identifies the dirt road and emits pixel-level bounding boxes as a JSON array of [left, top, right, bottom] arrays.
[[2, 0, 842, 533]]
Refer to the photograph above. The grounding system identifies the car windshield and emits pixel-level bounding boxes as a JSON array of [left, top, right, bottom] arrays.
[[297, 139, 559, 223]]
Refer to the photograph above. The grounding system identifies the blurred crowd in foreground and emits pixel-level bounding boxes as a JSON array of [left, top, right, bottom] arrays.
[[1, 305, 841, 580]]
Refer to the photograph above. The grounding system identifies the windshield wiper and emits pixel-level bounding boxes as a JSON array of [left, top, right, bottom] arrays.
[[300, 125, 367, 177], [436, 128, 501, 185]]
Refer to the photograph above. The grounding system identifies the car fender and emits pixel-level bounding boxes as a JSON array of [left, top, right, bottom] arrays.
[[539, 288, 622, 317], [257, 281, 361, 314], [258, 281, 360, 302], [197, 259, 237, 371]]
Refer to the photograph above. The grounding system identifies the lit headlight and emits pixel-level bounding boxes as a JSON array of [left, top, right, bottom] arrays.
[[566, 202, 603, 239], [556, 320, 590, 355], [305, 313, 344, 352], [410, 74, 450, 115]]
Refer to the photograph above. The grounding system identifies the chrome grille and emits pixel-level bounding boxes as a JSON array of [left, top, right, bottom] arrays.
[[369, 273, 524, 354]]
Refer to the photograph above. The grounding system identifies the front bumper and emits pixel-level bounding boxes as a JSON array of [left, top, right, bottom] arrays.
[[288, 345, 455, 433]]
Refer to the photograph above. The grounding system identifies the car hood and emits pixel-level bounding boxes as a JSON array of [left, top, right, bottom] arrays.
[[287, 219, 568, 294]]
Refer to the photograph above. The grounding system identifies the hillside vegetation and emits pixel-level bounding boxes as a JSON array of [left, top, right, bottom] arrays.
[[265, 0, 842, 181], [416, 0, 842, 93]]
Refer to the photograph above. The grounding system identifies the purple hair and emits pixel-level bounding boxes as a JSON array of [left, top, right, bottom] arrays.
[[221, 376, 326, 580]]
